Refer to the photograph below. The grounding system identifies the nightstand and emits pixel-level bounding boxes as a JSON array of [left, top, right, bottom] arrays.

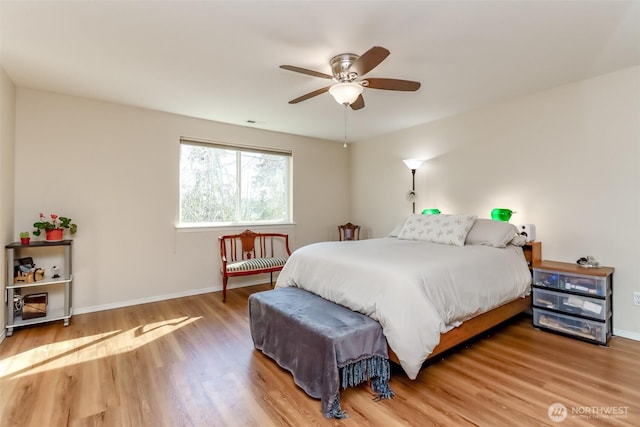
[[532, 260, 613, 345]]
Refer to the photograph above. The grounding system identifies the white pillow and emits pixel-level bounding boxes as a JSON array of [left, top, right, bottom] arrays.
[[465, 218, 519, 248], [397, 214, 477, 246], [387, 216, 410, 237], [509, 233, 527, 247]]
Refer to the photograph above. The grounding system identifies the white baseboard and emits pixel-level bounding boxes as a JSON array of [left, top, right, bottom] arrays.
[[73, 279, 267, 315], [613, 328, 640, 341], [73, 286, 218, 315]]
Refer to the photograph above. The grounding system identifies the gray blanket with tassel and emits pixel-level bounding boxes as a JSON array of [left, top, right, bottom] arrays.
[[249, 287, 394, 419]]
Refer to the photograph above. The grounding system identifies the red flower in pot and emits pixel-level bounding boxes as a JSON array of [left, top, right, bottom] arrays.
[[33, 213, 78, 242]]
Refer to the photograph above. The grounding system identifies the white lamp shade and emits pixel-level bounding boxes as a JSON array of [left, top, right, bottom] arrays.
[[403, 159, 425, 170], [329, 82, 363, 105]]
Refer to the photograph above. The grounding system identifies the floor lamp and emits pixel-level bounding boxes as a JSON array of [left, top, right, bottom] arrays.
[[403, 159, 425, 213]]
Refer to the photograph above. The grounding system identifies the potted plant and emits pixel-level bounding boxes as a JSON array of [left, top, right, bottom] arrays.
[[33, 213, 78, 242], [19, 231, 30, 245]]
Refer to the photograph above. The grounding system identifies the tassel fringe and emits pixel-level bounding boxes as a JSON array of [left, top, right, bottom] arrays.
[[324, 357, 394, 419], [339, 356, 394, 400], [325, 393, 348, 419], [371, 376, 395, 401]]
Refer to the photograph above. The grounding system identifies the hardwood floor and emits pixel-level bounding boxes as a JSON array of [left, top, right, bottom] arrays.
[[1, 284, 638, 426]]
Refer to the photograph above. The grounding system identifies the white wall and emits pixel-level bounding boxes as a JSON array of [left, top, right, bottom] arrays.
[[14, 89, 350, 312], [9, 68, 640, 338], [0, 67, 16, 338], [351, 66, 640, 338]]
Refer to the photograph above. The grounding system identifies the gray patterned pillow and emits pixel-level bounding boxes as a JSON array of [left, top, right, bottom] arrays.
[[397, 214, 477, 246]]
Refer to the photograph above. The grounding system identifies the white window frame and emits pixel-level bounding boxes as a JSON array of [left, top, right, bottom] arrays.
[[178, 137, 293, 228]]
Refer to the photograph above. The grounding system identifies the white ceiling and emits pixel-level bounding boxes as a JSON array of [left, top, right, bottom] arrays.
[[1, 0, 639, 142]]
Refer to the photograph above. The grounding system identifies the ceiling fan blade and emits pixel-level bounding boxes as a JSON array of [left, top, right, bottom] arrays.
[[365, 78, 421, 91], [349, 46, 390, 77], [350, 94, 365, 110], [280, 65, 333, 80], [288, 86, 331, 104]]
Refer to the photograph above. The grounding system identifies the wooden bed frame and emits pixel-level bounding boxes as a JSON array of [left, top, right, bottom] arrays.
[[388, 241, 541, 365]]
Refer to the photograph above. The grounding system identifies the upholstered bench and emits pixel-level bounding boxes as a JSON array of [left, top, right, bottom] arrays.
[[248, 287, 394, 419], [219, 229, 291, 302]]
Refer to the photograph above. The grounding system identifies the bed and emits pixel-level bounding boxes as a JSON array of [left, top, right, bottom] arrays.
[[275, 214, 537, 380]]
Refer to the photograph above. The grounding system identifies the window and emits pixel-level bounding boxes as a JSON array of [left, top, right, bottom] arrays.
[[179, 138, 291, 226]]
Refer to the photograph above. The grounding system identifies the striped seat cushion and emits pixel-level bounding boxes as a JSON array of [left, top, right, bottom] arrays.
[[226, 257, 288, 273]]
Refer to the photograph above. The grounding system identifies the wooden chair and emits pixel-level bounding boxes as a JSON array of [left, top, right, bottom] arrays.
[[338, 222, 361, 241], [219, 229, 291, 302]]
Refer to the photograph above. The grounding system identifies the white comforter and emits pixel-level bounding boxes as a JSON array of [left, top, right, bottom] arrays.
[[275, 237, 532, 379]]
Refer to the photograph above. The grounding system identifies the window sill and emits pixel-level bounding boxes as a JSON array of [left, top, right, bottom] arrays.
[[175, 223, 296, 233]]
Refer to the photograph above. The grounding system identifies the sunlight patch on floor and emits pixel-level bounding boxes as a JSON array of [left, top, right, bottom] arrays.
[[0, 316, 201, 378]]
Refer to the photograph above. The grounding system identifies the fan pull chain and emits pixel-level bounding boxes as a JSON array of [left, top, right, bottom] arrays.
[[343, 104, 348, 148]]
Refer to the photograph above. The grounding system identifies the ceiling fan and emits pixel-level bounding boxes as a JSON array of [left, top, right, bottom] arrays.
[[280, 46, 421, 110]]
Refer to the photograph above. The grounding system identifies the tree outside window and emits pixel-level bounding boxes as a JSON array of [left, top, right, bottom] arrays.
[[180, 141, 291, 225]]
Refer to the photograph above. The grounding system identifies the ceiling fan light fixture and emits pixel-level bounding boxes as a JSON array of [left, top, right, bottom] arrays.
[[329, 82, 363, 105]]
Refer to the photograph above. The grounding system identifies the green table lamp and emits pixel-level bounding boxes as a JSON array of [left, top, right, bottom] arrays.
[[491, 208, 515, 222]]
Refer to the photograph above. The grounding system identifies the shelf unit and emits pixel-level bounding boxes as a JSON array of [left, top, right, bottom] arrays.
[[5, 240, 73, 337], [532, 260, 613, 345]]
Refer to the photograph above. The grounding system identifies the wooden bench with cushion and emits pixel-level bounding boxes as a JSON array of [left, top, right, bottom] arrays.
[[219, 229, 291, 302]]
